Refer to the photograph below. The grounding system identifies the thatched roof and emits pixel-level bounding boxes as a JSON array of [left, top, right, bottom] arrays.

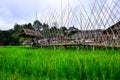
[[67, 26, 79, 32], [71, 29, 104, 39], [104, 21, 120, 34], [66, 26, 79, 36], [19, 29, 42, 38]]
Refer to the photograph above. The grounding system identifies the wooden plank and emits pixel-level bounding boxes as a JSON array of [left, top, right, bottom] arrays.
[[36, 42, 120, 49]]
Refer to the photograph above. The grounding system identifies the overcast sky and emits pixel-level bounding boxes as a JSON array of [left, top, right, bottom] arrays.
[[0, 0, 77, 30], [0, 0, 119, 30]]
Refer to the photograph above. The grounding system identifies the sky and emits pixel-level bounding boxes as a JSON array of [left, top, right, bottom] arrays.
[[0, 0, 119, 30], [0, 0, 77, 30]]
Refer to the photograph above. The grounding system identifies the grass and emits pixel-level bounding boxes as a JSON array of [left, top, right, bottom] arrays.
[[0, 46, 120, 80]]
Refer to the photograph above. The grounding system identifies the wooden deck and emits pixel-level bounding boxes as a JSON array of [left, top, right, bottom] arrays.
[[35, 42, 120, 49]]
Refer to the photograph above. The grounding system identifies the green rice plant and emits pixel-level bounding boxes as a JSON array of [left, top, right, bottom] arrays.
[[0, 46, 120, 80]]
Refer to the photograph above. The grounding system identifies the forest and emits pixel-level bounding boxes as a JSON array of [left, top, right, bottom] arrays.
[[0, 20, 67, 45]]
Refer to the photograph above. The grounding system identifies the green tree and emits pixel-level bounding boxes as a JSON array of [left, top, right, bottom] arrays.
[[60, 26, 67, 36], [33, 20, 42, 31], [41, 23, 50, 38]]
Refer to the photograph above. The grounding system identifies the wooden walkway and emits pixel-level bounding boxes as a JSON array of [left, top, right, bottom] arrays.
[[35, 42, 120, 49]]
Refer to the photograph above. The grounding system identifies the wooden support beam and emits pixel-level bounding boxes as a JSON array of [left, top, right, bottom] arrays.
[[62, 45, 66, 50], [54, 46, 56, 50], [76, 45, 80, 50], [93, 46, 95, 51]]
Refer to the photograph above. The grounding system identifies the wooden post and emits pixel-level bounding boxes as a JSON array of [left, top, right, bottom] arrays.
[[83, 45, 86, 50], [62, 45, 66, 50], [76, 45, 80, 50], [78, 46, 80, 50], [93, 46, 95, 51], [54, 46, 56, 50], [41, 46, 43, 48]]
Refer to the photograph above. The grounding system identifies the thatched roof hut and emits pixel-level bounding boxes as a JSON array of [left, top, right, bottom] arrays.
[[104, 21, 120, 34], [19, 29, 42, 38], [66, 26, 79, 36]]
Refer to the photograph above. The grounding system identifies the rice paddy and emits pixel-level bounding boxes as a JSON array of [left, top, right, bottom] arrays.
[[0, 46, 120, 80]]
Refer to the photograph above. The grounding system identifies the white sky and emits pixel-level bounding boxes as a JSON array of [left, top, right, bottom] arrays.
[[0, 0, 119, 30]]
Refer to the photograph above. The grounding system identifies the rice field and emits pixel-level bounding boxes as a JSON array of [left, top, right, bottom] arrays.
[[0, 46, 120, 80]]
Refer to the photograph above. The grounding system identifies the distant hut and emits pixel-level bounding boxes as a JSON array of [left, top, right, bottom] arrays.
[[103, 21, 120, 45], [104, 21, 120, 35], [66, 26, 79, 37], [19, 29, 42, 46], [19, 29, 42, 38]]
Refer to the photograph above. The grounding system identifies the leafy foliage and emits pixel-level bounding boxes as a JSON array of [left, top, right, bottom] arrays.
[[0, 20, 68, 45], [0, 30, 19, 45]]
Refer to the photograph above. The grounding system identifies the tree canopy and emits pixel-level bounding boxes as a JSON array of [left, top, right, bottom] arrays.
[[0, 20, 68, 45]]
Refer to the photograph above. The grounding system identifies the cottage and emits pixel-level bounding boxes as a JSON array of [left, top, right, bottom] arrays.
[[19, 28, 42, 38], [19, 29, 42, 46]]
